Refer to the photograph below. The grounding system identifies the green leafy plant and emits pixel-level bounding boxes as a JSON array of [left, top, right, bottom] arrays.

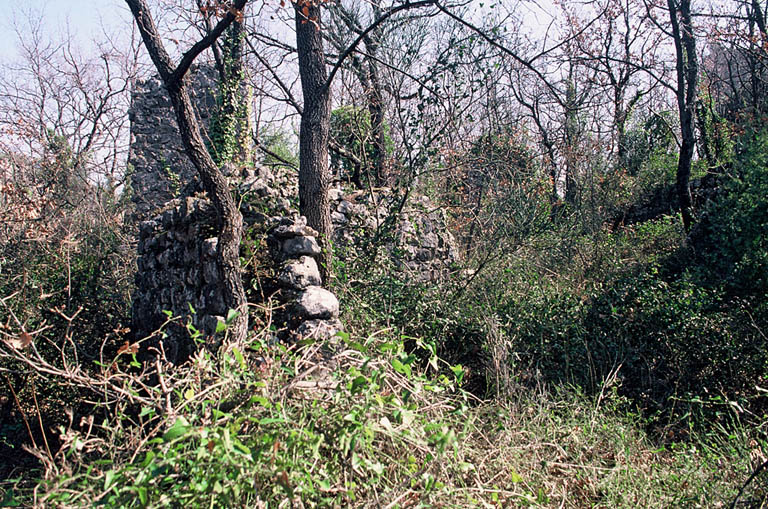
[[330, 105, 393, 186]]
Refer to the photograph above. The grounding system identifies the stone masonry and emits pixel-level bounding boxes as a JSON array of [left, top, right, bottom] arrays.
[[128, 64, 218, 221], [132, 164, 343, 364], [129, 66, 458, 363]]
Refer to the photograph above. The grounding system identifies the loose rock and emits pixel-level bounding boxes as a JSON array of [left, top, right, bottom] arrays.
[[295, 286, 339, 319], [278, 256, 322, 289]]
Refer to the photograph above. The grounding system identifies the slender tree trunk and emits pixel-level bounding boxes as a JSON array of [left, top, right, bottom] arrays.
[[614, 89, 628, 169], [170, 80, 247, 340], [748, 0, 768, 113], [126, 0, 249, 347], [668, 0, 698, 231], [295, 1, 333, 278], [364, 5, 388, 186], [564, 76, 579, 205], [327, 0, 389, 188]]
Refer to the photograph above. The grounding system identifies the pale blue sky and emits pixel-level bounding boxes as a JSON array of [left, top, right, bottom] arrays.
[[0, 0, 129, 61]]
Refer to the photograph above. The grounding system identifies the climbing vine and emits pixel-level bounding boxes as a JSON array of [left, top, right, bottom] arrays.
[[208, 24, 251, 166]]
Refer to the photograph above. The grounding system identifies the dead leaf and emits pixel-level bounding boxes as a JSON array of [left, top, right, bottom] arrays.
[[117, 341, 139, 355], [6, 331, 33, 349]]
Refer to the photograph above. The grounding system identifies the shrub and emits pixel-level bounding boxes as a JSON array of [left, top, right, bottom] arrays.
[[692, 126, 768, 296], [330, 106, 393, 187]]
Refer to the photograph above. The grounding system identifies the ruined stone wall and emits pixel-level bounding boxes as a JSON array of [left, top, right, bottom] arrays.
[[329, 188, 460, 282], [128, 67, 459, 363], [132, 163, 342, 364], [128, 65, 218, 221], [131, 166, 458, 363], [611, 173, 722, 228]]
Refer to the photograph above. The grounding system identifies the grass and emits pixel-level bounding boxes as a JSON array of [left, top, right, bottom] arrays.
[[459, 389, 753, 508], [1, 316, 759, 507]]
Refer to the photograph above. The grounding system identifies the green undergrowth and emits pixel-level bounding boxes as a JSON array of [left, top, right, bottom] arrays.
[[1, 321, 757, 508], [3, 128, 768, 508], [322, 129, 768, 507]]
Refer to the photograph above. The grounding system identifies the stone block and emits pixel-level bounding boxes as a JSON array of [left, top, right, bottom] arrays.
[[202, 237, 218, 258], [337, 200, 354, 215], [282, 236, 321, 257], [295, 286, 339, 319], [271, 216, 318, 239], [278, 256, 322, 289], [422, 232, 439, 249], [331, 211, 348, 224]]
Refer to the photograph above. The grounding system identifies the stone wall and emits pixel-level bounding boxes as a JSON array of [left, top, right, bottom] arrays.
[[128, 64, 218, 221], [128, 67, 459, 363], [329, 188, 460, 282], [132, 170, 342, 364], [131, 166, 459, 362]]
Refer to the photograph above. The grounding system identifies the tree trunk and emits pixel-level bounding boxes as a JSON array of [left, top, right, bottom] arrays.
[[695, 99, 715, 169], [564, 74, 580, 205], [126, 0, 249, 347], [169, 79, 248, 343], [614, 88, 628, 170], [364, 4, 388, 187], [668, 0, 698, 231], [211, 19, 250, 165], [327, 0, 389, 188], [295, 1, 333, 279]]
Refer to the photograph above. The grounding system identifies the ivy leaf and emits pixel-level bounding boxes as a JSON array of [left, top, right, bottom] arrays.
[[162, 417, 191, 442]]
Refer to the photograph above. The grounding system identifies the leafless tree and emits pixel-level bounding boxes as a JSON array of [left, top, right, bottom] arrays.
[[569, 0, 665, 168], [664, 0, 699, 231], [0, 13, 139, 245]]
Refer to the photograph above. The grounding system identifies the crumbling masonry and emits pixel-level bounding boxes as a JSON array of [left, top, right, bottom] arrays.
[[128, 66, 458, 364]]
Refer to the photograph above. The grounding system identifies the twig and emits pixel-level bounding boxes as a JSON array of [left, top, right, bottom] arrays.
[[5, 375, 37, 450], [30, 378, 52, 460], [729, 459, 768, 509], [154, 349, 174, 419]]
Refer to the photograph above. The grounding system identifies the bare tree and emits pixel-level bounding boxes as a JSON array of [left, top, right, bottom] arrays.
[[291, 0, 437, 278], [0, 14, 139, 243], [327, 0, 393, 187], [666, 0, 698, 231], [570, 0, 664, 168]]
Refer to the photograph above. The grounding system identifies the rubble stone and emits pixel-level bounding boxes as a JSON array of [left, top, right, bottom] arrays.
[[295, 287, 340, 319]]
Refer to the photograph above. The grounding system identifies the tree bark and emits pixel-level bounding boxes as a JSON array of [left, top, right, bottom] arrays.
[[668, 0, 697, 231], [295, 1, 333, 279], [126, 0, 249, 347]]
